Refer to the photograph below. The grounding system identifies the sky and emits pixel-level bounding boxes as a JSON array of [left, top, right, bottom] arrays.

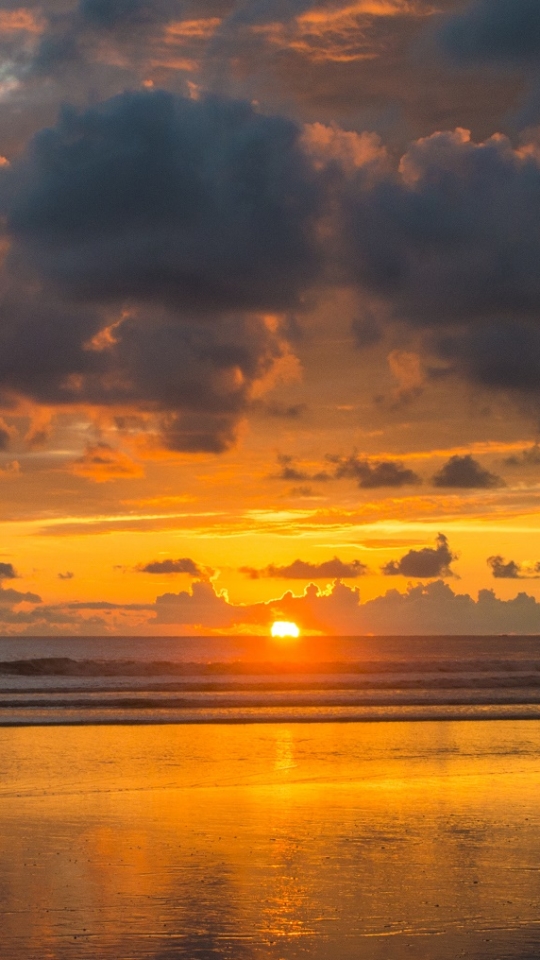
[[2, 0, 540, 635]]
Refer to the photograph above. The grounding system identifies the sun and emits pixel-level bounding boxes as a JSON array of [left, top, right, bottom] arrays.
[[271, 621, 300, 639]]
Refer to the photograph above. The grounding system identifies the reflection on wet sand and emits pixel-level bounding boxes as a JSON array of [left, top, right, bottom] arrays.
[[1, 721, 540, 958]]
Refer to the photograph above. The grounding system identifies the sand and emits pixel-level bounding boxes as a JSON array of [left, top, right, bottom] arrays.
[[1, 720, 539, 959]]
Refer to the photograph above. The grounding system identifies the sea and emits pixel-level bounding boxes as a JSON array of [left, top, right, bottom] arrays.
[[2, 633, 540, 725]]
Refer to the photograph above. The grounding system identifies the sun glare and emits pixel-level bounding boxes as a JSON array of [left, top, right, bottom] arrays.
[[271, 621, 300, 639]]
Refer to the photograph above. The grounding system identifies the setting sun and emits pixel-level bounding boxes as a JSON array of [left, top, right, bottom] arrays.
[[271, 621, 300, 639]]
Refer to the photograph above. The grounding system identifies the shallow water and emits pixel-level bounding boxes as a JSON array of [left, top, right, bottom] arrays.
[[1, 720, 540, 958]]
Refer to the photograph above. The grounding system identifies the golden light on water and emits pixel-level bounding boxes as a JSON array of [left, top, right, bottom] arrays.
[[271, 621, 300, 639]]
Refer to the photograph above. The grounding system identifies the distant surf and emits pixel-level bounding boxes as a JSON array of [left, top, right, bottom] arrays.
[[0, 635, 539, 725]]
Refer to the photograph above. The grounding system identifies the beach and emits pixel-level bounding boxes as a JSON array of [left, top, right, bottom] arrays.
[[2, 719, 540, 959]]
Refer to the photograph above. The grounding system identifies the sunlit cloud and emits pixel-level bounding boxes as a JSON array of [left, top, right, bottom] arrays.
[[250, 0, 433, 64]]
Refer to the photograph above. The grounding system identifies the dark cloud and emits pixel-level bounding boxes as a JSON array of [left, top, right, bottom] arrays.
[[274, 452, 421, 488], [139, 557, 207, 576], [215, 0, 317, 30], [32, 0, 183, 76], [487, 555, 540, 578], [0, 585, 41, 604], [344, 128, 540, 328], [271, 455, 331, 483], [240, 556, 369, 579], [504, 443, 540, 466], [432, 454, 502, 488], [331, 454, 421, 489], [342, 128, 540, 396], [78, 0, 180, 30], [382, 533, 457, 579], [435, 320, 540, 393], [0, 428, 10, 451], [0, 563, 17, 580], [8, 91, 319, 310], [438, 0, 540, 66], [6, 90, 321, 310], [0, 90, 323, 452]]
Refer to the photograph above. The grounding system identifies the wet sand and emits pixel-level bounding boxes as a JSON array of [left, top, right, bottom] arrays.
[[1, 720, 540, 958]]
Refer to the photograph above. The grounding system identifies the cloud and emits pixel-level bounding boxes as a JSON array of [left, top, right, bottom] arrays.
[[332, 453, 421, 488], [342, 126, 540, 397], [432, 454, 502, 488], [435, 319, 540, 394], [271, 454, 331, 482], [240, 556, 369, 579], [5, 90, 321, 312], [31, 0, 182, 76], [487, 555, 540, 579], [154, 579, 238, 627], [0, 562, 17, 579], [504, 444, 540, 466], [5, 570, 540, 635], [69, 444, 145, 482], [208, 0, 431, 83], [0, 90, 324, 452], [0, 584, 41, 604], [382, 533, 457, 578], [152, 576, 540, 635], [438, 0, 540, 66], [78, 0, 179, 31], [357, 580, 540, 635], [138, 557, 208, 576], [272, 452, 421, 488]]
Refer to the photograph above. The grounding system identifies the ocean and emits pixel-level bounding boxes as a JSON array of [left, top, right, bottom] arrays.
[[2, 633, 540, 725]]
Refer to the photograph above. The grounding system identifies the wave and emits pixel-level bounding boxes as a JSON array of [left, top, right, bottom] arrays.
[[2, 656, 540, 677]]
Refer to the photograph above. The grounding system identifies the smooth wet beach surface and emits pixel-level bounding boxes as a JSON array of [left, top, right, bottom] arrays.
[[1, 720, 540, 958]]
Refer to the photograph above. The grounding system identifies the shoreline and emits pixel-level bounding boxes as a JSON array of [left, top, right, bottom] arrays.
[[2, 708, 540, 726]]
